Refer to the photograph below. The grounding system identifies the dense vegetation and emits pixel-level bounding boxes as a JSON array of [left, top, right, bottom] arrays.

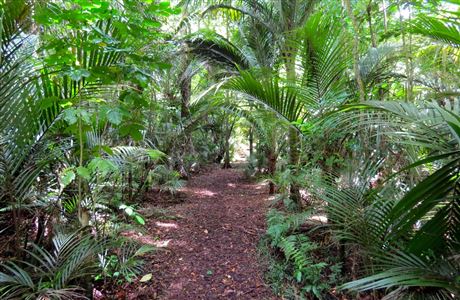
[[0, 0, 459, 299]]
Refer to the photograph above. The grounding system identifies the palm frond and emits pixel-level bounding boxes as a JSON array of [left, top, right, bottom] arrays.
[[412, 15, 460, 48], [186, 29, 250, 69], [342, 251, 459, 299], [226, 69, 306, 124], [0, 229, 101, 300]]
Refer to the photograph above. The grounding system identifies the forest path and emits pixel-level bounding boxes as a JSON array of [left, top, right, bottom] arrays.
[[136, 166, 277, 299]]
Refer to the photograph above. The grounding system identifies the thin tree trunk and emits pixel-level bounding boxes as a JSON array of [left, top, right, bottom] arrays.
[[288, 126, 301, 203], [344, 0, 366, 102], [249, 126, 253, 157], [382, 0, 388, 34], [398, 1, 414, 102], [128, 169, 133, 202], [223, 138, 232, 169], [283, 40, 302, 205], [367, 0, 386, 100], [222, 118, 236, 169], [407, 5, 414, 102], [267, 151, 277, 194], [367, 1, 377, 48], [178, 53, 194, 178]]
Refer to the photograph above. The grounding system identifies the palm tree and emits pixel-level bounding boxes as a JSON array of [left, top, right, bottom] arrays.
[[223, 13, 350, 203], [188, 0, 318, 200], [190, 3, 354, 203], [322, 100, 460, 299]]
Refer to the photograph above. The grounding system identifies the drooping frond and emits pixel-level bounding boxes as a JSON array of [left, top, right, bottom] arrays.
[[296, 13, 350, 110], [0, 229, 101, 299], [342, 250, 460, 299], [186, 29, 250, 69], [359, 45, 400, 90], [225, 69, 307, 124], [412, 15, 460, 48]]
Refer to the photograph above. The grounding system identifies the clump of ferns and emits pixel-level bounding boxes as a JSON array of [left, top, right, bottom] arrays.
[[265, 209, 341, 299]]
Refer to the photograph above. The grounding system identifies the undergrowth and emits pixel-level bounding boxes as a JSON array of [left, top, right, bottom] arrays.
[[259, 209, 342, 299]]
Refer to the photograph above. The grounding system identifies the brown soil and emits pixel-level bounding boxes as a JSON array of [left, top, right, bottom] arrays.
[[120, 165, 278, 299]]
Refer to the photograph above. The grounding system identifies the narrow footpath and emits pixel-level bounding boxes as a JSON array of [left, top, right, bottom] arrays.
[[130, 166, 278, 299]]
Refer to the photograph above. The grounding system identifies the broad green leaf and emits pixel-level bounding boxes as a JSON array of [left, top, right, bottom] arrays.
[[147, 149, 164, 160], [130, 128, 143, 141], [295, 270, 302, 282], [134, 214, 145, 225], [67, 68, 91, 81], [61, 168, 76, 187], [102, 145, 114, 155], [76, 166, 91, 180], [63, 108, 78, 125], [107, 109, 123, 125], [88, 157, 118, 176]]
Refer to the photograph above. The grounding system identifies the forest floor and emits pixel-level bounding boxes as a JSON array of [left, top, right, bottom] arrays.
[[115, 165, 278, 299]]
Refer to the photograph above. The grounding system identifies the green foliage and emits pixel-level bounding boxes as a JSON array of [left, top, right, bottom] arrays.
[[0, 229, 100, 300], [149, 165, 185, 194], [317, 101, 460, 298], [96, 242, 154, 284], [1, 0, 460, 299], [119, 204, 146, 225], [267, 209, 313, 244], [264, 209, 341, 299]]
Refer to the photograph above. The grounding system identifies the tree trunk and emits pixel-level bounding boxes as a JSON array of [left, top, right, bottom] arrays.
[[178, 54, 195, 177], [222, 118, 235, 169], [267, 151, 277, 194], [249, 126, 253, 157], [367, 1, 377, 48], [288, 127, 301, 203], [223, 139, 232, 169], [344, 0, 366, 102], [382, 0, 388, 34], [283, 39, 303, 205]]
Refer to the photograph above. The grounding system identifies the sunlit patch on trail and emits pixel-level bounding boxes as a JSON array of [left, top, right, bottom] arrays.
[[121, 230, 172, 247], [155, 221, 178, 228], [188, 188, 217, 197], [152, 239, 171, 248]]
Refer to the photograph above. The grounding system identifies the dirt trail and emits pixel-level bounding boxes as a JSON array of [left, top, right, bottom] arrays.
[[136, 166, 277, 299]]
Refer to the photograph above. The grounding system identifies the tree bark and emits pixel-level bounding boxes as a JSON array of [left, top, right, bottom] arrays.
[[178, 54, 195, 177], [249, 126, 253, 157], [382, 0, 388, 34], [367, 1, 377, 48], [282, 34, 303, 205], [344, 0, 366, 102], [267, 150, 277, 194], [288, 126, 301, 203], [223, 138, 232, 169], [222, 118, 235, 169]]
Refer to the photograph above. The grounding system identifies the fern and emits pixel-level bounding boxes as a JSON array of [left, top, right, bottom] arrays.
[[267, 209, 312, 244], [265, 208, 335, 299]]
